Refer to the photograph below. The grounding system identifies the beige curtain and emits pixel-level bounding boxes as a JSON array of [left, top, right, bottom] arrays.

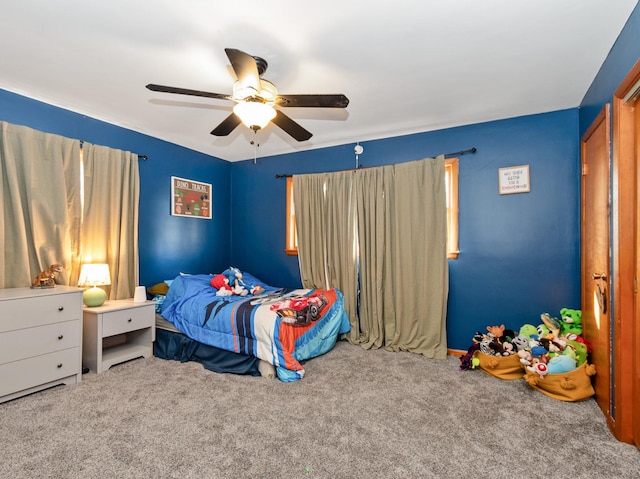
[[295, 156, 448, 358], [352, 166, 385, 347], [81, 143, 140, 300], [293, 171, 359, 329], [294, 173, 330, 288], [0, 122, 81, 288], [361, 157, 448, 358], [0, 123, 140, 296]]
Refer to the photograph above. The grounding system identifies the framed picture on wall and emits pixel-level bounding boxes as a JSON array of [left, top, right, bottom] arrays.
[[171, 176, 212, 219], [498, 165, 530, 195]]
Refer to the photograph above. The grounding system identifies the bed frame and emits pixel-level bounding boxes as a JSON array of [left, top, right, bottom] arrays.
[[153, 314, 262, 376]]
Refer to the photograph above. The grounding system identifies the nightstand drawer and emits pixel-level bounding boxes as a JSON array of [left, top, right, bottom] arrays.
[[0, 293, 80, 333], [102, 307, 153, 337], [0, 320, 80, 364], [0, 347, 80, 397]]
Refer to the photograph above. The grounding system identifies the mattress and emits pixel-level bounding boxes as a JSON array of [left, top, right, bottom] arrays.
[[156, 313, 181, 333]]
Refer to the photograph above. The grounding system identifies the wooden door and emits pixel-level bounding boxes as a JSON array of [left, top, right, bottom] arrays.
[[613, 59, 640, 447], [581, 105, 611, 422], [634, 101, 640, 449]]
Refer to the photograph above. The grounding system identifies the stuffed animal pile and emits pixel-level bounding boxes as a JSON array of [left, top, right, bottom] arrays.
[[459, 308, 591, 378]]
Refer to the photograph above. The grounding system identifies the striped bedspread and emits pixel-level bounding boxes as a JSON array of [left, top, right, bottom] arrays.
[[161, 273, 351, 381]]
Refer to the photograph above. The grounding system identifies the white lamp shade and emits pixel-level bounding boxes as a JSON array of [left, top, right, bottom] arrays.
[[233, 101, 276, 130], [78, 264, 111, 287]]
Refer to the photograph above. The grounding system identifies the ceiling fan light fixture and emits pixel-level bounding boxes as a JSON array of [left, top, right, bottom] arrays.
[[233, 101, 276, 130], [258, 79, 278, 101], [148, 48, 348, 141], [233, 81, 257, 101]]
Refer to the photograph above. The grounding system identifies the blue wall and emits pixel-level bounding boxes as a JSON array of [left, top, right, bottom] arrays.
[[231, 109, 581, 350], [0, 91, 582, 352], [0, 89, 232, 287], [580, 2, 640, 134], [11, 0, 640, 350]]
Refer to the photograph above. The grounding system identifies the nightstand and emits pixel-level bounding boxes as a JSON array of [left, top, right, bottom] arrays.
[[82, 299, 155, 373]]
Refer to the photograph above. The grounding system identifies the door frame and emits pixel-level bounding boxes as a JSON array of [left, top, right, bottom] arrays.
[[612, 58, 640, 446]]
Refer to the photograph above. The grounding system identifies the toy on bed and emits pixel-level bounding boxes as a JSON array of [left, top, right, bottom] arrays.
[[210, 274, 234, 296], [31, 263, 64, 288], [224, 266, 265, 296], [212, 267, 265, 296]]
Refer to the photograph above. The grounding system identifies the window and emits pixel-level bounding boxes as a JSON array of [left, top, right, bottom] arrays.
[[444, 158, 459, 259], [285, 158, 460, 258], [285, 176, 298, 255]]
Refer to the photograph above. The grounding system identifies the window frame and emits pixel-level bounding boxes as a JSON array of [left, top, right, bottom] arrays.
[[445, 157, 460, 259], [285, 176, 298, 255], [285, 158, 460, 259]]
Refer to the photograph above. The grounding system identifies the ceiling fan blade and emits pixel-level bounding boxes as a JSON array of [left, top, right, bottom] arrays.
[[210, 113, 242, 136], [271, 110, 313, 141], [225, 48, 261, 92], [146, 84, 232, 101], [276, 94, 349, 108]]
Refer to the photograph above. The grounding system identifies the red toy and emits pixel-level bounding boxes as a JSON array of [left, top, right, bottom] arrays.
[[210, 274, 232, 296]]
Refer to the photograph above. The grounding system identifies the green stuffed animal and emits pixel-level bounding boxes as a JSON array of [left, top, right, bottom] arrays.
[[566, 339, 588, 366], [537, 323, 551, 339], [559, 308, 582, 336]]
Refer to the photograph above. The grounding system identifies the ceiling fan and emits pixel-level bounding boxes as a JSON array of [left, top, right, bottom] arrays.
[[146, 48, 349, 142]]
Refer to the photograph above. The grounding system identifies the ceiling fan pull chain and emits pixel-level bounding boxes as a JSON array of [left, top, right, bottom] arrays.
[[250, 132, 260, 164]]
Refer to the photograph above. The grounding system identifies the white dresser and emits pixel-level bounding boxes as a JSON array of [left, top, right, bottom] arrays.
[[0, 286, 83, 403]]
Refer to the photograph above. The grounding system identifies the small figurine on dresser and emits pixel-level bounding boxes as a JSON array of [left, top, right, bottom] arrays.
[[31, 263, 64, 288]]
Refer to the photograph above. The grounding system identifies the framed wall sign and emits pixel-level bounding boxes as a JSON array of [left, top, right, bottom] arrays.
[[171, 176, 212, 219], [498, 165, 530, 195]]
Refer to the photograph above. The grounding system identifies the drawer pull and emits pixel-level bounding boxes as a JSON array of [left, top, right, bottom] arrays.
[[58, 306, 64, 311], [58, 334, 64, 340], [57, 363, 63, 368], [128, 318, 132, 323]]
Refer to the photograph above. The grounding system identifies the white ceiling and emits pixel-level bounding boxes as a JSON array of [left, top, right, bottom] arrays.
[[0, 1, 637, 162]]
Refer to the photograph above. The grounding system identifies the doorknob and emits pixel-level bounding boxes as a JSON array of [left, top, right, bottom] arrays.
[[592, 272, 607, 281]]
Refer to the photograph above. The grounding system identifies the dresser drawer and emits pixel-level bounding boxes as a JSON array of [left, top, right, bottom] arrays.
[[0, 293, 81, 333], [0, 320, 80, 365], [102, 307, 153, 337], [0, 347, 80, 397]]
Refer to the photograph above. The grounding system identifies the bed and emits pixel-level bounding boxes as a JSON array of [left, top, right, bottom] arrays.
[[153, 272, 351, 382]]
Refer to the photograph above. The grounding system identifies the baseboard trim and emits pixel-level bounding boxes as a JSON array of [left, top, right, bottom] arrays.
[[447, 348, 465, 357]]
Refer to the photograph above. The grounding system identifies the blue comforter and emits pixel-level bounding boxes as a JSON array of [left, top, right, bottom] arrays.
[[161, 273, 351, 381]]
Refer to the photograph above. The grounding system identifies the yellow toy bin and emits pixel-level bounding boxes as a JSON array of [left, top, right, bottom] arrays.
[[524, 362, 597, 402], [473, 351, 525, 380]]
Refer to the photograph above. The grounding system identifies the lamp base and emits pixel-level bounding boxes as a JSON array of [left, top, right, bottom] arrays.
[[83, 286, 107, 307]]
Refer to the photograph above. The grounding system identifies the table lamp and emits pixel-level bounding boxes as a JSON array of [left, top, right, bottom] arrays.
[[78, 263, 111, 307]]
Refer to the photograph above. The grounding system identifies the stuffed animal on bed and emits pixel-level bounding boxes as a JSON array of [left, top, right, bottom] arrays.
[[222, 267, 265, 296], [222, 267, 248, 296], [210, 274, 233, 296]]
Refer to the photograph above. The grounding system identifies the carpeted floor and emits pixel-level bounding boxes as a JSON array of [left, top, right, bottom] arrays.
[[0, 340, 638, 479]]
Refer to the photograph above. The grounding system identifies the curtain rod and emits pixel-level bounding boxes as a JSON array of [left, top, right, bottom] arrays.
[[275, 147, 477, 179], [79, 141, 147, 160]]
